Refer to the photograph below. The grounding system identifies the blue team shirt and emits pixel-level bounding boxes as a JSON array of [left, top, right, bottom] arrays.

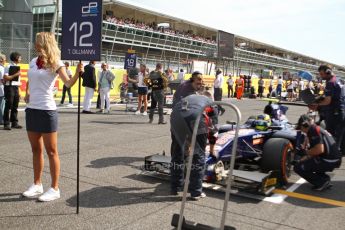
[[324, 76, 341, 112]]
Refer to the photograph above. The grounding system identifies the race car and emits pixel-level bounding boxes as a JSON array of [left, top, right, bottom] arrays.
[[143, 101, 299, 195]]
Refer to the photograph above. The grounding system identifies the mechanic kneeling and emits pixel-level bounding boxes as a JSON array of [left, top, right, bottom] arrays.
[[170, 94, 217, 200], [294, 114, 342, 191]]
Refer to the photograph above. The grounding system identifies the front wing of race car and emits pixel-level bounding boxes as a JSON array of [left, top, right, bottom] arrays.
[[143, 153, 278, 197]]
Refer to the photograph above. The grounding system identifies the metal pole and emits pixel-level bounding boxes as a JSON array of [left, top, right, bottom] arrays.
[[76, 60, 81, 214], [177, 101, 241, 230]]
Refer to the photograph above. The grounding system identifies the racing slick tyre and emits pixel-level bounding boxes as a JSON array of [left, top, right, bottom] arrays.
[[261, 138, 293, 185]]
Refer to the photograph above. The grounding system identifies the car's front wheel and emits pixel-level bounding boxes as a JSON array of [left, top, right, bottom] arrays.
[[261, 138, 293, 185]]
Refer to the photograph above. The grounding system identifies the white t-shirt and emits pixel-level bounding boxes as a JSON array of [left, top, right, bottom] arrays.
[[214, 74, 223, 88], [177, 72, 185, 82], [66, 68, 72, 77], [292, 80, 298, 88], [137, 72, 147, 87], [4, 62, 21, 86], [0, 64, 4, 97], [287, 82, 294, 90], [278, 79, 283, 85], [227, 78, 234, 86], [299, 80, 305, 90], [27, 57, 64, 110], [269, 79, 274, 86]]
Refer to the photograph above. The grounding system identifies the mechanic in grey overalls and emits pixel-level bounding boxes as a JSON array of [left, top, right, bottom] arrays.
[[170, 94, 217, 200]]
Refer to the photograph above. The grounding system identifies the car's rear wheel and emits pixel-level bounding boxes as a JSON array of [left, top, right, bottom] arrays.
[[261, 138, 293, 185]]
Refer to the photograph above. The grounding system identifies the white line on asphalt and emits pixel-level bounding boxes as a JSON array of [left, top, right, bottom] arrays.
[[263, 178, 306, 204]]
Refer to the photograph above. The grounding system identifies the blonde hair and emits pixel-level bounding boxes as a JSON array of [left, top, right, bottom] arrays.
[[0, 53, 6, 62], [35, 32, 61, 71]]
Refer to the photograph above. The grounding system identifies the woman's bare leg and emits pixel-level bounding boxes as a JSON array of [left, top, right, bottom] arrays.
[[42, 132, 60, 190]]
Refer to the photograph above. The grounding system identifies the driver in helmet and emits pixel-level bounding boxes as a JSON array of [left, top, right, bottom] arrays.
[[254, 114, 272, 131]]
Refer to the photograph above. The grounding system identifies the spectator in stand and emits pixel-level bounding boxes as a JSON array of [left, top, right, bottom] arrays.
[[59, 62, 73, 107], [3, 52, 22, 130], [81, 61, 97, 114], [0, 53, 5, 125], [227, 75, 234, 98], [177, 69, 185, 83]]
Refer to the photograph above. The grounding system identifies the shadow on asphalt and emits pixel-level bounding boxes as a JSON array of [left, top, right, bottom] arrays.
[[90, 121, 149, 125], [66, 184, 180, 208], [284, 180, 345, 209], [86, 156, 143, 168], [0, 193, 38, 203]]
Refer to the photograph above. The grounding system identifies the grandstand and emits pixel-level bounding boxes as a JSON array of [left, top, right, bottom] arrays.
[[23, 0, 345, 78]]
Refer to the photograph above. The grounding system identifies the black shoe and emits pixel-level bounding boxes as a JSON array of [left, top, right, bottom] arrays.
[[4, 125, 11, 130], [158, 121, 167, 125], [148, 118, 153, 123], [11, 124, 22, 129], [82, 110, 94, 114], [312, 180, 332, 191]]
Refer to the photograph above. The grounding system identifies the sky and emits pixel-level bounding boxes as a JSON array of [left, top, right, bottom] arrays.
[[119, 0, 345, 66]]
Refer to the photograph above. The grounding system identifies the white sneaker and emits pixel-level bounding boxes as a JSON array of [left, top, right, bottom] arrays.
[[135, 110, 141, 115], [190, 192, 206, 201], [38, 188, 60, 202], [67, 103, 73, 107], [23, 184, 43, 197], [142, 111, 148, 116]]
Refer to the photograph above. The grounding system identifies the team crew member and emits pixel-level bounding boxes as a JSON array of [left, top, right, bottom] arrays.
[[214, 70, 225, 115], [23, 32, 82, 201], [97, 63, 115, 114], [0, 54, 6, 125], [59, 62, 73, 106], [258, 76, 264, 98], [82, 60, 97, 114], [227, 75, 234, 98], [309, 65, 345, 155], [236, 75, 244, 100], [172, 71, 203, 107], [3, 52, 22, 130], [147, 63, 168, 124], [170, 94, 218, 200], [294, 114, 341, 191], [135, 64, 148, 115]]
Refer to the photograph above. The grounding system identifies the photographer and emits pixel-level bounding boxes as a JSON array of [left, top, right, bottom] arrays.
[[294, 115, 342, 191]]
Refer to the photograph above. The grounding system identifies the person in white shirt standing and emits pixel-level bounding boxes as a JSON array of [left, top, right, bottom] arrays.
[[0, 53, 6, 125], [97, 63, 115, 114], [3, 52, 22, 130], [135, 63, 148, 115], [59, 62, 73, 106], [227, 75, 234, 98], [23, 32, 82, 202], [214, 69, 225, 115], [177, 69, 185, 83]]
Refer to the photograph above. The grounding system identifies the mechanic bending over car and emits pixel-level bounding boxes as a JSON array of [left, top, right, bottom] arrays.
[[170, 94, 218, 200], [294, 114, 342, 191]]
